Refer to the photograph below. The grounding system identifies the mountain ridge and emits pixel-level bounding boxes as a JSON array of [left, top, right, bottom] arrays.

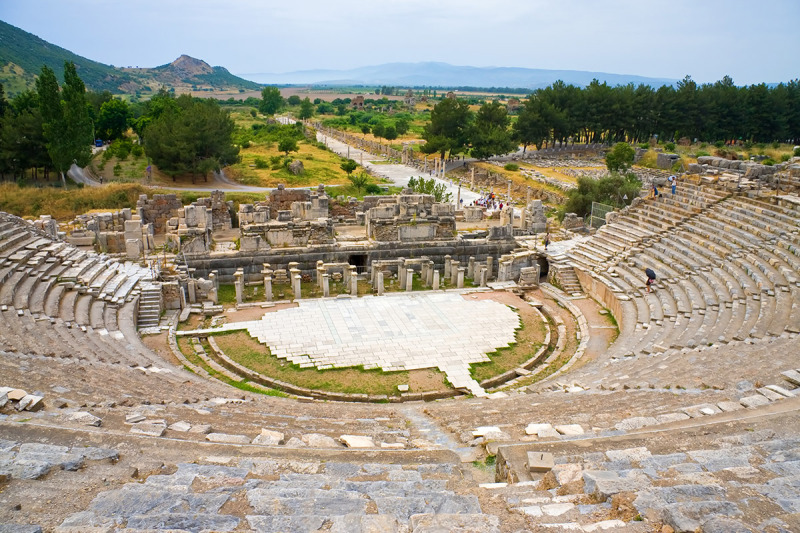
[[238, 61, 679, 89], [0, 20, 260, 95]]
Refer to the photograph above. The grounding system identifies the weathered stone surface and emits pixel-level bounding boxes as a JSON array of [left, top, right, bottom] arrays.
[[701, 517, 754, 533], [526, 451, 554, 472], [74, 447, 119, 462], [614, 417, 658, 431], [656, 412, 691, 424], [409, 513, 500, 533], [340, 435, 375, 448], [251, 429, 285, 446], [554, 424, 584, 436], [717, 401, 744, 413], [285, 437, 307, 447], [124, 414, 146, 424], [68, 412, 102, 427], [188, 424, 212, 434], [525, 423, 560, 438], [687, 448, 752, 471], [301, 433, 339, 448], [0, 525, 44, 533], [740, 395, 771, 408], [167, 421, 192, 432], [17, 395, 44, 411], [206, 433, 250, 444], [129, 423, 165, 437], [583, 470, 649, 499], [124, 513, 239, 531], [606, 447, 652, 463]]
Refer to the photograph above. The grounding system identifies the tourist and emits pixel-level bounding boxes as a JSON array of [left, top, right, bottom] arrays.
[[652, 183, 660, 198], [668, 174, 676, 195], [544, 234, 550, 250], [645, 267, 656, 293]]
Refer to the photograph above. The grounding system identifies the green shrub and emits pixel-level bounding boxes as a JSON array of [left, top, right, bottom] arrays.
[[365, 184, 382, 194], [241, 140, 251, 149], [714, 140, 725, 148], [772, 141, 780, 149], [113, 163, 122, 176], [781, 154, 791, 162], [665, 142, 676, 152], [254, 157, 269, 169], [744, 140, 754, 150], [695, 150, 710, 157], [763, 158, 776, 166], [794, 147, 800, 157], [504, 163, 519, 171], [638, 142, 650, 149], [756, 142, 767, 150], [131, 144, 144, 158]]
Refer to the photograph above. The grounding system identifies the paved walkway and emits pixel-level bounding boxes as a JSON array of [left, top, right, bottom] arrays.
[[182, 292, 520, 396], [317, 133, 481, 207]]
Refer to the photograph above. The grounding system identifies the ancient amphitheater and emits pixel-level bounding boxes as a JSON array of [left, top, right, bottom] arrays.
[[1, 169, 799, 533]]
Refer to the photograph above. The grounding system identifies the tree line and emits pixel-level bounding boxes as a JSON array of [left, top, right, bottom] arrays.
[[0, 61, 239, 183], [416, 76, 800, 161]]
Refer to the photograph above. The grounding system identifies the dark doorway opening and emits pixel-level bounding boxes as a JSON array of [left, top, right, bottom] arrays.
[[349, 254, 368, 274], [538, 257, 549, 280]]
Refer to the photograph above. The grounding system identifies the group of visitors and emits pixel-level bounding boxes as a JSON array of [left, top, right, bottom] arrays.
[[472, 193, 503, 212], [652, 173, 679, 198]]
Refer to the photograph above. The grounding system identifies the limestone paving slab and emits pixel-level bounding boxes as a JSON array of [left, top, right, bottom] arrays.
[[186, 292, 520, 395]]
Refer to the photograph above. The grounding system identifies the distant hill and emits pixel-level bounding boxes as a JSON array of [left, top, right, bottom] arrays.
[[240, 61, 678, 90], [0, 20, 260, 95]]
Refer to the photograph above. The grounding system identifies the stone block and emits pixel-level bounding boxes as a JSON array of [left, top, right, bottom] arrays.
[[251, 429, 285, 446], [68, 412, 102, 427], [17, 394, 44, 411], [340, 435, 376, 448], [130, 423, 165, 437], [525, 423, 560, 438], [554, 424, 584, 436], [168, 421, 192, 432], [206, 433, 249, 444], [740, 394, 771, 408], [526, 451, 555, 473], [302, 433, 339, 448]]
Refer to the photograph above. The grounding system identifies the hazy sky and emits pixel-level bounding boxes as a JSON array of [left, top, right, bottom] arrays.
[[2, 0, 798, 85]]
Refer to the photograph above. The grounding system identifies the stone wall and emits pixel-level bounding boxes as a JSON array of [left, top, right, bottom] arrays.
[[137, 194, 183, 234], [190, 190, 232, 230], [268, 185, 312, 217], [183, 239, 517, 283]]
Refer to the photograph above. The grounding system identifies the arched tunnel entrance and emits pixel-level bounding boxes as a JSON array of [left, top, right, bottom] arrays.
[[538, 256, 550, 280]]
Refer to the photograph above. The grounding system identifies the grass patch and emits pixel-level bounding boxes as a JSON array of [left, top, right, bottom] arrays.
[[176, 334, 286, 397], [212, 330, 450, 396], [227, 141, 361, 188], [469, 311, 546, 382]]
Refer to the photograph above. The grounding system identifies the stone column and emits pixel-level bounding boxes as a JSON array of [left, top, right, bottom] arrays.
[[290, 268, 301, 300], [211, 270, 219, 293], [444, 255, 452, 278], [187, 279, 196, 304], [526, 186, 532, 206], [479, 267, 487, 287], [432, 270, 440, 290], [399, 266, 407, 290], [349, 266, 358, 296], [420, 262, 429, 287], [264, 275, 273, 302], [208, 272, 218, 304], [322, 274, 330, 297], [486, 257, 494, 281], [377, 271, 384, 296], [234, 269, 244, 305], [450, 260, 460, 285], [498, 260, 511, 282], [316, 260, 325, 290], [507, 180, 512, 202], [457, 267, 465, 289], [427, 261, 434, 287], [468, 257, 475, 279], [471, 167, 475, 190], [406, 269, 414, 292], [456, 180, 461, 207]]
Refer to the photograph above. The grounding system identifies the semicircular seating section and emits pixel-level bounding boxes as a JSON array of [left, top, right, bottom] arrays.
[[568, 181, 800, 367]]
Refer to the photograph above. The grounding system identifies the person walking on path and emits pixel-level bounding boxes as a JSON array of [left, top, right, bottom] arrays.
[[645, 267, 657, 293]]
